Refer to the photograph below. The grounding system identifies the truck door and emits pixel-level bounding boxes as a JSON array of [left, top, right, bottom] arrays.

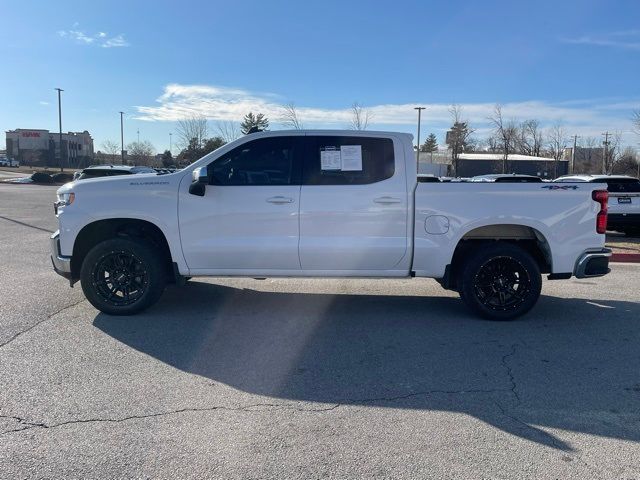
[[299, 135, 409, 272], [179, 135, 303, 272]]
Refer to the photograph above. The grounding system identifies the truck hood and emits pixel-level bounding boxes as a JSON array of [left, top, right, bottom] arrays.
[[56, 172, 172, 196]]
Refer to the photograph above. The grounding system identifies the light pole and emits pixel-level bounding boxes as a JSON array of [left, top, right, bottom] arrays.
[[570, 134, 580, 174], [169, 133, 173, 154], [55, 88, 64, 171], [414, 107, 425, 173], [602, 131, 610, 174], [119, 112, 125, 165]]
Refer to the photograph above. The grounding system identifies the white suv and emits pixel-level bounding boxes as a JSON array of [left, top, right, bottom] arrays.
[[555, 175, 640, 236]]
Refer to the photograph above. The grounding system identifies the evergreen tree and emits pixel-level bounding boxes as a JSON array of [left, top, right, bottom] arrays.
[[421, 133, 438, 153], [240, 112, 270, 134]]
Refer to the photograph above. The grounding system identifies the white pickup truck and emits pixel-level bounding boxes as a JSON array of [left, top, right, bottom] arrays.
[[51, 130, 612, 320]]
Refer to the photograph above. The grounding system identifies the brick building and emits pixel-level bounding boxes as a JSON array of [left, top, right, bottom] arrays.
[[5, 129, 94, 168]]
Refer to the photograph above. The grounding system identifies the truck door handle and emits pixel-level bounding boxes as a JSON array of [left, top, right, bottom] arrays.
[[266, 196, 294, 204], [374, 196, 402, 204]]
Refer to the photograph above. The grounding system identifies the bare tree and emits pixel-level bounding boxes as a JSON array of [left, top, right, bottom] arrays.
[[604, 131, 623, 174], [516, 119, 543, 156], [280, 103, 304, 130], [176, 115, 208, 150], [633, 110, 640, 136], [101, 140, 120, 156], [349, 102, 371, 130], [612, 146, 639, 176], [488, 104, 519, 173], [96, 140, 120, 164], [216, 121, 241, 143], [447, 104, 474, 176], [546, 124, 567, 178], [126, 140, 156, 166]]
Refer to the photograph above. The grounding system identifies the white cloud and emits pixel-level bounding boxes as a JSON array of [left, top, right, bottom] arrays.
[[39, 101, 49, 106], [562, 30, 640, 51], [57, 27, 129, 48], [102, 34, 129, 48], [133, 83, 640, 144]]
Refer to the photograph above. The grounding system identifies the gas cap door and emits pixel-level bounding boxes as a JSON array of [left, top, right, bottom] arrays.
[[425, 215, 450, 235]]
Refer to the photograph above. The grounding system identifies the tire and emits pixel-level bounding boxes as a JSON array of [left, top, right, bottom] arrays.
[[459, 243, 542, 321], [80, 237, 166, 315]]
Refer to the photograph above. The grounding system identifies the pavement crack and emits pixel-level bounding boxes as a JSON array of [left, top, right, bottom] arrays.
[[0, 298, 85, 350], [500, 343, 521, 405], [0, 215, 55, 234], [0, 402, 339, 435], [1, 388, 510, 435]]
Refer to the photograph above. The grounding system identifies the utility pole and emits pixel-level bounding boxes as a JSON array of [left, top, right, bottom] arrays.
[[137, 129, 140, 143], [55, 88, 64, 171], [570, 134, 580, 174], [602, 131, 610, 174], [169, 133, 173, 154], [414, 107, 426, 173], [119, 112, 125, 165]]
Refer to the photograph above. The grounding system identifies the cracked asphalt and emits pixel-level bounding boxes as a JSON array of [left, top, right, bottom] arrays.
[[1, 184, 639, 479]]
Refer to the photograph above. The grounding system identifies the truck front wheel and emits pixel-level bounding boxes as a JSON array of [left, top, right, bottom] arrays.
[[80, 238, 166, 316], [459, 243, 542, 320]]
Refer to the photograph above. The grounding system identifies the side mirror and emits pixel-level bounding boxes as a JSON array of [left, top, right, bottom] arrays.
[[189, 166, 209, 196]]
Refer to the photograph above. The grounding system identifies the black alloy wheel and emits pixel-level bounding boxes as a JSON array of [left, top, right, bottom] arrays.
[[80, 237, 166, 315], [459, 242, 542, 320], [92, 250, 149, 307], [472, 256, 531, 312]]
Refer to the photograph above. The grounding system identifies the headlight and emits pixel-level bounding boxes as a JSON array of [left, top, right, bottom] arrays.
[[56, 192, 75, 206]]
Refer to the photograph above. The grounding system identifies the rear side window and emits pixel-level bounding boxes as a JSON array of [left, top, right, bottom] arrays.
[[210, 136, 302, 186], [303, 136, 395, 185], [604, 180, 640, 193]]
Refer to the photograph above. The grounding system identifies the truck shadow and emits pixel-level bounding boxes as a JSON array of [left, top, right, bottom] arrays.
[[93, 282, 640, 451]]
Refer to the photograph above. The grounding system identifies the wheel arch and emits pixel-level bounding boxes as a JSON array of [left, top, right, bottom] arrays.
[[441, 223, 552, 290], [71, 218, 174, 281]]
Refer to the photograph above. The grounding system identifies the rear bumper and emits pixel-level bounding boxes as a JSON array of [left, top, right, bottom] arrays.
[[50, 231, 72, 281], [608, 213, 640, 229], [574, 248, 612, 278]]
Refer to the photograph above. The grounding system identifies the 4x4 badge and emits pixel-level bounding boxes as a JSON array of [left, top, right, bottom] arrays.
[[541, 185, 579, 190]]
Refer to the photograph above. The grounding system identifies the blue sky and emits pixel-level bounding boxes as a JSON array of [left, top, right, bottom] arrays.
[[1, 0, 639, 153]]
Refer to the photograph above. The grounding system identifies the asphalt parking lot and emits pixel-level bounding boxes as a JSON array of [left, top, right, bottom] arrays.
[[0, 184, 639, 479]]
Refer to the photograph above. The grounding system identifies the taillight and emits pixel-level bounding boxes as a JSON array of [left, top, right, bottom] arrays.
[[592, 190, 608, 234]]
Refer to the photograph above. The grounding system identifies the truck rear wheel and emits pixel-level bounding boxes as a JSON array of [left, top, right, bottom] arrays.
[[459, 243, 541, 320], [80, 238, 166, 316]]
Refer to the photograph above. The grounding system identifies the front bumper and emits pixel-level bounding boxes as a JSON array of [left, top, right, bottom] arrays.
[[50, 230, 73, 282], [574, 248, 612, 278]]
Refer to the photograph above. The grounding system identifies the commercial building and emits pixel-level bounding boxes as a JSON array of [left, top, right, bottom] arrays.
[[454, 153, 568, 178], [418, 151, 568, 178], [5, 129, 94, 167]]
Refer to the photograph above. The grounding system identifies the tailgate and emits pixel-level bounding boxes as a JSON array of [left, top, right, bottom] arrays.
[[608, 192, 640, 215]]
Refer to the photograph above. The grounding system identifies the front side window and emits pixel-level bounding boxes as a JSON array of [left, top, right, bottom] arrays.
[[303, 136, 395, 185], [210, 136, 301, 186]]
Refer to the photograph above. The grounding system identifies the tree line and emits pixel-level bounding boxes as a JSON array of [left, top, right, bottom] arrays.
[[95, 104, 640, 175], [420, 104, 639, 177]]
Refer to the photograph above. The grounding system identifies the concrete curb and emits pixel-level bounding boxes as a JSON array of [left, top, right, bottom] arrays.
[[611, 253, 640, 263]]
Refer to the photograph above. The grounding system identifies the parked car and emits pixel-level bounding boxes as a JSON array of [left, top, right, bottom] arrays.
[[75, 165, 157, 181], [554, 175, 640, 236], [470, 174, 543, 183], [51, 130, 611, 320], [0, 157, 20, 167]]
